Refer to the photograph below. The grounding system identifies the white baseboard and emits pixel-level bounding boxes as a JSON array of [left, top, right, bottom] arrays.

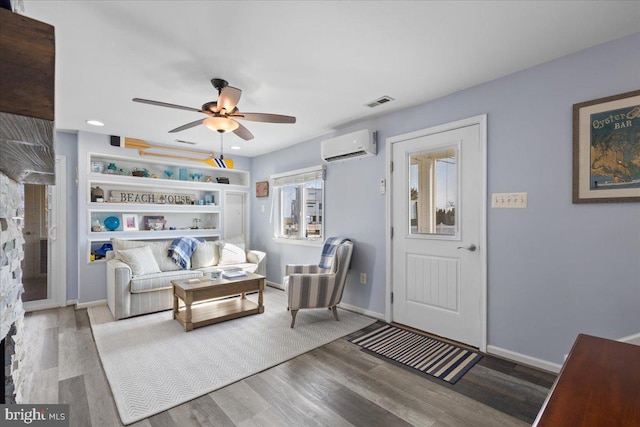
[[266, 281, 383, 320], [75, 299, 107, 309], [266, 281, 284, 290], [618, 331, 640, 345], [487, 345, 562, 374], [338, 302, 385, 320]]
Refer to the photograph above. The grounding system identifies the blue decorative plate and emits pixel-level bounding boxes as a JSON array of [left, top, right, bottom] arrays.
[[104, 216, 120, 231]]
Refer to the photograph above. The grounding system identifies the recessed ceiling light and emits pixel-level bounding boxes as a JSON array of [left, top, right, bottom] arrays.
[[86, 119, 104, 126], [230, 146, 241, 150]]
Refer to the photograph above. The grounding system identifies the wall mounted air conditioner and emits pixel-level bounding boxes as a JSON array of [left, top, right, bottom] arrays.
[[321, 129, 377, 163]]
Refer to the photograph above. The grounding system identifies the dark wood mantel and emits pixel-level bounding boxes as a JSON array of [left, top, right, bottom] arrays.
[[533, 333, 640, 427]]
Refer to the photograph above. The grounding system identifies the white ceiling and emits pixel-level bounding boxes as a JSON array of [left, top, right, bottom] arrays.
[[23, 1, 640, 157]]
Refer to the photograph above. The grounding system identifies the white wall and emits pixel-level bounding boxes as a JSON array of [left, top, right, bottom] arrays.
[[250, 33, 640, 366]]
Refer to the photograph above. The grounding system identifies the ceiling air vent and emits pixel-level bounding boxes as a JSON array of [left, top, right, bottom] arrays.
[[175, 139, 197, 145], [366, 96, 395, 108]]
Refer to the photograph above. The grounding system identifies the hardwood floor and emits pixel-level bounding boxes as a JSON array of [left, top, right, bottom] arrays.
[[20, 292, 555, 427]]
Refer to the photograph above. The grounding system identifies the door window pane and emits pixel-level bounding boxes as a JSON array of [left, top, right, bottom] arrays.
[[408, 147, 458, 236]]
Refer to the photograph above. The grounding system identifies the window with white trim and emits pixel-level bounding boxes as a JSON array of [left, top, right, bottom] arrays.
[[271, 165, 325, 242]]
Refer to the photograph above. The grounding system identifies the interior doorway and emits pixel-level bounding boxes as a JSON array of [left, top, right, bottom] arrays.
[[21, 184, 49, 302], [22, 156, 67, 311]]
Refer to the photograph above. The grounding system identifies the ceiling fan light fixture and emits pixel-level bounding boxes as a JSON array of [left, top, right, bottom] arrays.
[[203, 117, 239, 133]]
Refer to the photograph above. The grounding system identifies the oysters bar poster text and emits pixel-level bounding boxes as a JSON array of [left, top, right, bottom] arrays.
[[110, 190, 195, 204]]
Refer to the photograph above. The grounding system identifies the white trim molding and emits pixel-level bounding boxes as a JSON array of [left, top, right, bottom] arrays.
[[76, 299, 108, 309], [266, 280, 284, 290], [487, 345, 562, 374], [338, 302, 384, 321]]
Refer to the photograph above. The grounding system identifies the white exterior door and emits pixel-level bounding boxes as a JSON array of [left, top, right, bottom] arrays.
[[389, 116, 486, 349]]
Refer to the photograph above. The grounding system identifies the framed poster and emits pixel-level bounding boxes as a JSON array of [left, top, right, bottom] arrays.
[[573, 90, 640, 203], [122, 214, 139, 231], [256, 181, 269, 198]]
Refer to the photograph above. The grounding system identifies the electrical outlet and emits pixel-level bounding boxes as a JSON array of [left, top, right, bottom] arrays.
[[360, 273, 367, 285], [491, 192, 528, 208]]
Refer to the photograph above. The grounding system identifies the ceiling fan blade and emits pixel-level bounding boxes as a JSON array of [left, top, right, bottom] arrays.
[[233, 121, 254, 141], [133, 98, 203, 113], [230, 112, 296, 124], [217, 86, 242, 113], [169, 119, 204, 133]]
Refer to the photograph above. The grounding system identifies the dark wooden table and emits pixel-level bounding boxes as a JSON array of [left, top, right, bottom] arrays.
[[533, 333, 640, 427]]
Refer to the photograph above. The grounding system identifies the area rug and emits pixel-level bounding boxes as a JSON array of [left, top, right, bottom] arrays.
[[91, 288, 375, 425], [350, 324, 482, 384]]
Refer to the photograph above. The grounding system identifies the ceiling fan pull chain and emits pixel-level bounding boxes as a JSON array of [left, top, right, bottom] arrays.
[[219, 132, 224, 160]]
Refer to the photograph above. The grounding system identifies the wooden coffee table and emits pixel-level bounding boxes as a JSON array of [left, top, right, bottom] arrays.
[[172, 272, 265, 331]]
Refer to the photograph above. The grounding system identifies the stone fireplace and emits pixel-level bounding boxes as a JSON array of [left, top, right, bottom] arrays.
[[1, 171, 26, 403]]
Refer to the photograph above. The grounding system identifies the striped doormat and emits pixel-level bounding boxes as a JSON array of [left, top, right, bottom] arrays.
[[350, 324, 483, 384]]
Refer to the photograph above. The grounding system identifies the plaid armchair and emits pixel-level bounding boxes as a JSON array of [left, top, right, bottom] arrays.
[[283, 238, 353, 328]]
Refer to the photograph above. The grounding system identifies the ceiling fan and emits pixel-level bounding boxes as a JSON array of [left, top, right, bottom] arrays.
[[133, 78, 296, 141]]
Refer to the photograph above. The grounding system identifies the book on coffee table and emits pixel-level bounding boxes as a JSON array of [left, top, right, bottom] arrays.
[[222, 270, 248, 279]]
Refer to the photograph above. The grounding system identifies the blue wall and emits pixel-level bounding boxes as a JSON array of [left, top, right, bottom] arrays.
[[250, 33, 640, 365]]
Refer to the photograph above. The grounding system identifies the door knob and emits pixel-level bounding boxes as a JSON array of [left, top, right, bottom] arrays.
[[457, 244, 477, 252]]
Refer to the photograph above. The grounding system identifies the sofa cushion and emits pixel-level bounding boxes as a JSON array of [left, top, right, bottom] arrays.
[[111, 238, 182, 272], [118, 246, 162, 276], [218, 242, 247, 265], [191, 241, 219, 269], [130, 270, 203, 293]]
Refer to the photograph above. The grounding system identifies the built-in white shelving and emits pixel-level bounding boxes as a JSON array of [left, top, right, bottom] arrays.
[[85, 152, 250, 263]]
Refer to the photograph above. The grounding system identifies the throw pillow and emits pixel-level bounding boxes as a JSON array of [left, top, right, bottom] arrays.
[[117, 245, 162, 276], [191, 241, 219, 269], [218, 242, 247, 265]]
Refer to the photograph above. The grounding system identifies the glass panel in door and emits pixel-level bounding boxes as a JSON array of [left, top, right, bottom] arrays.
[[408, 146, 458, 236]]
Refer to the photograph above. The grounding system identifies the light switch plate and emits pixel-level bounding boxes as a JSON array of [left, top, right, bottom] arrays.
[[492, 192, 528, 208]]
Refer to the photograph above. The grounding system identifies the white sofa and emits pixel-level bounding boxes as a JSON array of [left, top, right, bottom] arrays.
[[106, 238, 266, 320]]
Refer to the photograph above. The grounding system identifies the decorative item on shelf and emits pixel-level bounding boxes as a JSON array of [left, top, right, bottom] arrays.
[[164, 170, 174, 179], [256, 181, 269, 198], [192, 218, 201, 229], [91, 162, 105, 173], [107, 162, 117, 172], [91, 186, 105, 202], [109, 190, 195, 205], [205, 176, 213, 183], [131, 168, 149, 177], [92, 219, 105, 232], [151, 174, 160, 179], [103, 216, 120, 231], [143, 216, 166, 231], [122, 214, 139, 231], [216, 177, 230, 184], [179, 168, 188, 181], [204, 194, 213, 205]]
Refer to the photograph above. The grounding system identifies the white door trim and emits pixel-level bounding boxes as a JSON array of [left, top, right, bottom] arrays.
[[385, 115, 487, 351], [24, 155, 67, 311]]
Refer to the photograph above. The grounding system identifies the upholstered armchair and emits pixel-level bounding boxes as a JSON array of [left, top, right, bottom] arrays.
[[284, 238, 353, 328]]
